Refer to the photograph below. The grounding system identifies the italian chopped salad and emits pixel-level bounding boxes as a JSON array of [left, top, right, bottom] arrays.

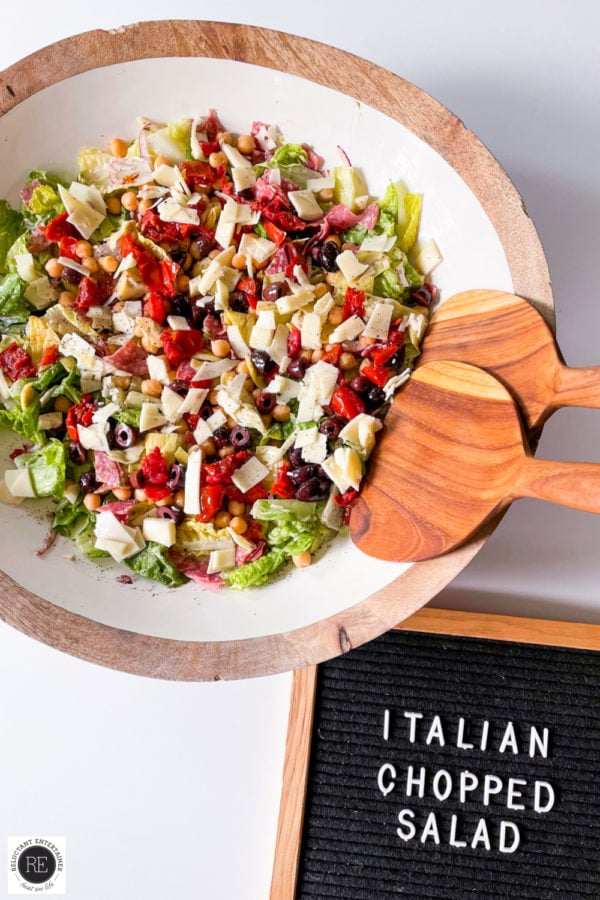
[[0, 110, 441, 589]]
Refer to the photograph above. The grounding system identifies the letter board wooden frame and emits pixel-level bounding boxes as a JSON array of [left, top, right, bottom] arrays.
[[270, 608, 600, 900]]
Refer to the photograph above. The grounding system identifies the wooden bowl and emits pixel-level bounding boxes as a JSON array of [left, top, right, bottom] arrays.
[[0, 21, 552, 679]]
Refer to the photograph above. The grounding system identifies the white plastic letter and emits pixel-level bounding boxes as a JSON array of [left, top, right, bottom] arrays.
[[534, 781, 556, 814], [377, 763, 397, 797], [397, 809, 416, 842], [459, 770, 479, 803], [506, 778, 527, 811], [420, 812, 441, 845], [432, 769, 453, 802], [529, 726, 550, 759], [405, 765, 427, 799], [456, 717, 474, 750], [498, 722, 519, 754], [425, 715, 445, 747], [483, 774, 504, 806], [499, 821, 521, 853], [471, 818, 492, 851], [404, 711, 423, 744]]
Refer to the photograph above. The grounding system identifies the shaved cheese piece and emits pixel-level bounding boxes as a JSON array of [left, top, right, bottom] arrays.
[[191, 358, 238, 380], [190, 116, 203, 160], [166, 315, 191, 331], [226, 527, 255, 551], [224, 372, 247, 400], [415, 238, 443, 276], [300, 312, 322, 350], [359, 234, 397, 253], [302, 432, 328, 464], [305, 360, 339, 405], [237, 234, 277, 265], [313, 292, 335, 318], [321, 446, 363, 493], [38, 411, 63, 431], [58, 184, 105, 239], [161, 386, 184, 422], [227, 325, 251, 359], [139, 402, 168, 433], [231, 456, 269, 493], [24, 276, 58, 310], [407, 312, 427, 342], [4, 468, 35, 498], [306, 175, 335, 191], [59, 333, 103, 375], [321, 486, 343, 530], [275, 292, 314, 314], [157, 198, 200, 226], [15, 253, 37, 283], [266, 375, 302, 404], [328, 314, 365, 343], [220, 198, 257, 225], [206, 409, 227, 431], [95, 512, 144, 561], [193, 418, 213, 446], [0, 370, 10, 400], [216, 391, 241, 417], [296, 381, 320, 423], [183, 447, 202, 515], [112, 310, 135, 335], [92, 402, 120, 424], [178, 387, 208, 415], [232, 166, 257, 192], [207, 545, 237, 574], [214, 217, 235, 251], [294, 427, 319, 449], [249, 325, 274, 352], [339, 413, 382, 457], [384, 368, 411, 401], [78, 423, 109, 451], [115, 253, 137, 277], [256, 430, 298, 468], [235, 405, 266, 434], [68, 180, 106, 215], [147, 355, 170, 384], [142, 517, 177, 547], [362, 303, 394, 340], [192, 258, 223, 295], [222, 143, 253, 168], [336, 249, 369, 283], [214, 279, 229, 310], [256, 309, 276, 331], [288, 189, 324, 222]]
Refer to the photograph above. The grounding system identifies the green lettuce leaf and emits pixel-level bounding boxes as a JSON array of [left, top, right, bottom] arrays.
[[28, 184, 63, 220], [112, 406, 141, 427], [0, 400, 42, 444], [34, 361, 81, 404], [53, 495, 93, 538], [15, 438, 66, 499], [397, 193, 422, 253], [5, 233, 30, 274], [76, 517, 109, 558], [222, 548, 286, 590], [0, 200, 25, 274], [265, 144, 308, 168], [251, 499, 317, 522], [0, 273, 31, 333], [125, 542, 189, 587]]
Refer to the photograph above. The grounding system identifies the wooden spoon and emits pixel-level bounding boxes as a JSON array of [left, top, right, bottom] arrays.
[[350, 360, 600, 562], [418, 289, 600, 431]]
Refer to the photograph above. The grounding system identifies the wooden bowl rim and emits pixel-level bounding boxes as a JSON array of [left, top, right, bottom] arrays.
[[0, 20, 552, 680]]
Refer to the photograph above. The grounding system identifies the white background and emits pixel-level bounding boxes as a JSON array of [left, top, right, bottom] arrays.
[[1, 2, 599, 898]]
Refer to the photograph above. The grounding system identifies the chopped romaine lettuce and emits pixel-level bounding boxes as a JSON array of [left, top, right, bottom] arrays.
[[28, 184, 63, 219], [397, 193, 422, 253], [0, 200, 24, 274], [125, 541, 189, 587], [15, 438, 66, 499], [222, 548, 286, 589], [0, 398, 42, 444], [0, 274, 31, 334], [53, 495, 93, 537], [113, 406, 142, 427]]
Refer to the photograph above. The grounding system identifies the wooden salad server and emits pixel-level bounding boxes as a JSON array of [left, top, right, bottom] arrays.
[[350, 360, 600, 562], [418, 289, 600, 431]]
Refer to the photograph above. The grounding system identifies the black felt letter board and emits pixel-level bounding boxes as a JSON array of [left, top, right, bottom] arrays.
[[296, 630, 600, 899]]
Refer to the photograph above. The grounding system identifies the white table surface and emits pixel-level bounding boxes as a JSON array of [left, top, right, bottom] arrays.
[[1, 3, 599, 898]]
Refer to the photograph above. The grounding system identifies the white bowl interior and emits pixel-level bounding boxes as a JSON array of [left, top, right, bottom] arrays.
[[0, 57, 512, 641]]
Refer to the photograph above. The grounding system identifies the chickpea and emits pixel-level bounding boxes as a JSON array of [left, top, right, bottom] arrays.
[[173, 489, 186, 509], [53, 396, 72, 413], [208, 390, 220, 406], [121, 191, 138, 212], [218, 446, 235, 458], [359, 334, 376, 347], [339, 352, 357, 371], [359, 358, 373, 374], [292, 551, 312, 568], [82, 257, 99, 274], [189, 240, 203, 261], [232, 253, 247, 270], [175, 273, 190, 293], [141, 335, 161, 354], [236, 360, 250, 376], [299, 348, 313, 362], [58, 291, 75, 308], [133, 488, 148, 502], [141, 378, 163, 398], [230, 515, 248, 535], [98, 255, 119, 274], [313, 282, 329, 299], [83, 493, 102, 511], [243, 377, 255, 394], [311, 349, 325, 363], [272, 404, 291, 423], [154, 155, 172, 169], [228, 500, 245, 517], [109, 137, 129, 158], [217, 131, 233, 146], [155, 494, 174, 507], [112, 486, 132, 501], [237, 134, 256, 155], [317, 188, 334, 203], [208, 248, 220, 259], [112, 374, 132, 389], [191, 261, 204, 277], [209, 151, 228, 168], [200, 438, 217, 457], [325, 272, 338, 286], [106, 196, 122, 215], [211, 339, 231, 358], [328, 306, 344, 326], [75, 240, 92, 259], [214, 511, 232, 528], [138, 199, 152, 216], [45, 258, 64, 278]]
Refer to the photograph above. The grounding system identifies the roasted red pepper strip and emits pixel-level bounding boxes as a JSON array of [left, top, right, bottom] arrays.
[[139, 209, 193, 243], [264, 220, 287, 245], [140, 446, 169, 486], [362, 363, 390, 387], [236, 276, 259, 310], [74, 276, 112, 313], [202, 451, 250, 486], [160, 327, 204, 366], [59, 235, 81, 261], [371, 343, 398, 366], [120, 234, 179, 298], [342, 286, 365, 321], [321, 344, 343, 366], [42, 211, 78, 243], [180, 160, 220, 191], [269, 463, 296, 500], [143, 291, 168, 325], [330, 384, 365, 420], [145, 485, 172, 503], [0, 342, 37, 380], [197, 484, 228, 523], [39, 346, 60, 368], [287, 325, 301, 359], [65, 396, 94, 441]]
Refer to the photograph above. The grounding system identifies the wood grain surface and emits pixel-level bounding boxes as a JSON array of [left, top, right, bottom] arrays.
[[0, 21, 552, 680], [352, 360, 600, 562], [419, 289, 600, 430], [271, 608, 600, 897]]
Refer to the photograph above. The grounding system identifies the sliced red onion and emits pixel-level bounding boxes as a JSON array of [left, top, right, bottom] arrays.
[[336, 144, 352, 167]]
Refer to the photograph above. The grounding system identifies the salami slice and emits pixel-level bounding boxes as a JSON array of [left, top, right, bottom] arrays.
[[169, 552, 224, 589], [97, 500, 136, 522], [104, 340, 149, 377], [94, 451, 122, 489]]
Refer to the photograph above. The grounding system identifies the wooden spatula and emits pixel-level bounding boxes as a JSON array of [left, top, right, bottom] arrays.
[[418, 289, 600, 430], [350, 360, 600, 562]]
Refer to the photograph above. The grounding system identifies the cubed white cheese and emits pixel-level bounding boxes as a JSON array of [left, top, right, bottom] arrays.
[[37, 411, 63, 431], [231, 456, 270, 493], [328, 315, 366, 343], [362, 303, 394, 340], [415, 238, 443, 276], [139, 402, 168, 433], [214, 218, 236, 251], [339, 413, 382, 457], [15, 252, 37, 283], [207, 545, 237, 574], [301, 312, 322, 350], [301, 432, 328, 464], [142, 517, 176, 547], [183, 447, 202, 515], [167, 315, 191, 331], [288, 189, 324, 222], [4, 468, 35, 498], [336, 249, 369, 283], [294, 427, 319, 449]]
